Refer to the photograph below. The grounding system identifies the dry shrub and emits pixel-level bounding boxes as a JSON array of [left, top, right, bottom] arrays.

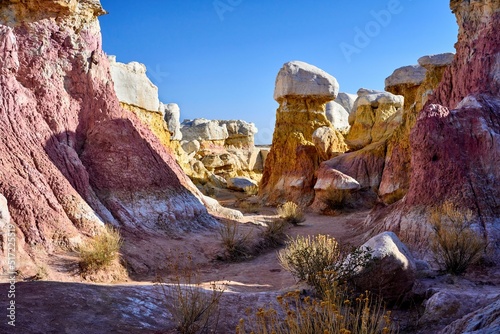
[[278, 234, 371, 297], [430, 202, 486, 275], [78, 225, 122, 274], [243, 185, 259, 196], [277, 201, 305, 225], [158, 254, 225, 334], [238, 201, 261, 214], [218, 221, 251, 261], [259, 219, 289, 249], [237, 286, 396, 334]]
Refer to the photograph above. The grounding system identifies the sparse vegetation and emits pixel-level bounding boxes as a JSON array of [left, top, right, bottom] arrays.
[[243, 184, 259, 196], [278, 234, 372, 297], [78, 225, 122, 274], [238, 200, 261, 214], [158, 254, 225, 334], [237, 287, 396, 334], [259, 219, 289, 249], [218, 221, 251, 261], [430, 202, 486, 275], [277, 201, 305, 225]]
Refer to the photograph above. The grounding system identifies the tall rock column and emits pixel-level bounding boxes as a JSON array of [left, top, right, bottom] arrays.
[[260, 61, 341, 206]]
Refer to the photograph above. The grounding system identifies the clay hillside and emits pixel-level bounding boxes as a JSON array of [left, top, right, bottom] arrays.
[[0, 0, 499, 333]]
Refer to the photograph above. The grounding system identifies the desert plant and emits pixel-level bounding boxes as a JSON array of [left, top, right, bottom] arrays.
[[238, 200, 261, 214], [430, 202, 486, 275], [277, 201, 305, 225], [218, 221, 251, 261], [278, 234, 372, 296], [78, 225, 122, 274], [259, 219, 289, 249], [237, 287, 396, 334], [158, 254, 225, 334], [243, 185, 259, 196]]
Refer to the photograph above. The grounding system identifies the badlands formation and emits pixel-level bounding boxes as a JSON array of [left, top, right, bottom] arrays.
[[0, 0, 499, 333]]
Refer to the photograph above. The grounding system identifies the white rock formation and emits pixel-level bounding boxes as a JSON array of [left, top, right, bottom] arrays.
[[181, 118, 229, 141], [335, 92, 357, 113], [385, 65, 427, 88], [274, 61, 339, 101], [163, 103, 182, 140], [418, 53, 455, 68], [108, 56, 160, 112], [325, 101, 350, 131]]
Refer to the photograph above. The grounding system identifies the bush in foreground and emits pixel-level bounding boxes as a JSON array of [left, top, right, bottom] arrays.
[[78, 225, 122, 274]]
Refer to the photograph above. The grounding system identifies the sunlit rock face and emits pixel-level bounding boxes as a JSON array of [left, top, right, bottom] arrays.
[[0, 0, 217, 275], [367, 0, 500, 254], [260, 61, 347, 206]]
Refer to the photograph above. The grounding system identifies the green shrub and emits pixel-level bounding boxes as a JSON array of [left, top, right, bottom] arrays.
[[430, 202, 485, 275], [277, 201, 305, 225], [78, 225, 122, 274]]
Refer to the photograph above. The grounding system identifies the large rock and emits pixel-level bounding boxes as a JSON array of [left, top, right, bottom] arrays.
[[440, 299, 500, 334], [181, 118, 229, 142], [274, 60, 339, 101], [352, 232, 416, 304], [346, 92, 403, 150], [0, 0, 217, 275], [379, 53, 454, 204], [368, 1, 500, 252], [335, 92, 357, 114], [260, 61, 345, 206], [227, 177, 258, 192], [312, 126, 348, 161]]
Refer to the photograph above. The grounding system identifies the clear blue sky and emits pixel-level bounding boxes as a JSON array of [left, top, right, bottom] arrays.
[[99, 0, 457, 144]]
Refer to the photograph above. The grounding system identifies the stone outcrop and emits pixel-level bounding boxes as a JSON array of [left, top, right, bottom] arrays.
[[163, 103, 182, 140], [0, 0, 219, 275], [335, 92, 357, 114], [379, 53, 454, 204], [260, 61, 346, 206], [440, 299, 500, 334], [345, 91, 403, 150], [325, 101, 350, 131], [368, 0, 500, 252], [351, 232, 416, 304], [312, 126, 348, 161]]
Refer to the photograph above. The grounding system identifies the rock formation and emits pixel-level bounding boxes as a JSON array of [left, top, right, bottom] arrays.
[[379, 53, 454, 204], [368, 0, 500, 252], [260, 61, 346, 206], [0, 0, 220, 275]]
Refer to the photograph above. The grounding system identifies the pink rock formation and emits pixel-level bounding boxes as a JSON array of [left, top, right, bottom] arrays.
[[368, 0, 500, 251], [0, 0, 216, 275]]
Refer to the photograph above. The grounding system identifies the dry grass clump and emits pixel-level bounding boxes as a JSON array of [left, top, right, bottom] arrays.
[[243, 185, 259, 196], [237, 287, 396, 334], [430, 201, 486, 275], [238, 200, 261, 214], [322, 187, 353, 212], [218, 221, 251, 261], [158, 254, 225, 334], [277, 201, 305, 225], [277, 234, 371, 296], [259, 219, 289, 249], [78, 225, 122, 274]]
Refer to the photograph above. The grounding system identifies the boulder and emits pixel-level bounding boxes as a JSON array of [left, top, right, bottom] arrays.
[[108, 56, 160, 113], [325, 101, 350, 131], [352, 232, 417, 304], [335, 92, 357, 114], [420, 289, 500, 330], [163, 103, 182, 141], [418, 53, 455, 68], [440, 299, 500, 334], [312, 126, 348, 161], [219, 119, 258, 149], [181, 139, 200, 155], [181, 118, 229, 142], [227, 177, 258, 192], [260, 61, 344, 206], [274, 60, 339, 102], [346, 92, 403, 150]]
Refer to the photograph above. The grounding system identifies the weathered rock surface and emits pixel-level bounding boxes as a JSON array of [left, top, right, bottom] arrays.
[[163, 103, 182, 140], [274, 60, 338, 101], [325, 101, 350, 131], [0, 0, 217, 275], [312, 126, 348, 161], [352, 232, 416, 304], [260, 61, 345, 206], [227, 177, 258, 192], [379, 53, 454, 204], [181, 118, 229, 142], [346, 92, 403, 150], [0, 194, 9, 230], [335, 92, 357, 114], [368, 0, 500, 252], [440, 299, 500, 334]]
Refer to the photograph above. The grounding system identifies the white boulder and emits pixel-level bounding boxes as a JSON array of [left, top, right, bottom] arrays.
[[325, 101, 350, 131], [385, 64, 427, 89], [163, 103, 182, 141]]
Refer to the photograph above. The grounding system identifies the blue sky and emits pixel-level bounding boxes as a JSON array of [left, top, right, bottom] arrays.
[[99, 0, 457, 144]]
